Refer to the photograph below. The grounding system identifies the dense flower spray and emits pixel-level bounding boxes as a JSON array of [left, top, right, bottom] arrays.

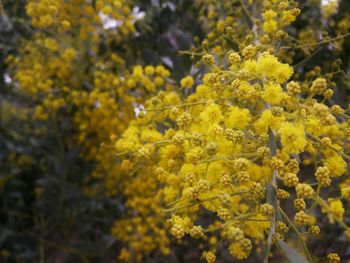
[[6, 0, 350, 262], [114, 0, 350, 262], [8, 0, 172, 195]]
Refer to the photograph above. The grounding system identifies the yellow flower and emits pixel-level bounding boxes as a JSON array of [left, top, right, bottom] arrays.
[[327, 199, 344, 223], [229, 242, 250, 260], [242, 213, 270, 239], [257, 53, 293, 83], [62, 48, 77, 61], [140, 128, 163, 142], [164, 92, 181, 105], [257, 53, 279, 76], [225, 106, 251, 130], [154, 76, 164, 87], [118, 248, 131, 261], [262, 10, 277, 20], [341, 185, 350, 200], [180, 75, 194, 88], [324, 155, 347, 177], [255, 109, 285, 134], [278, 122, 307, 154], [199, 104, 223, 124], [195, 84, 211, 99], [243, 59, 259, 75], [261, 82, 285, 105], [236, 81, 257, 100], [202, 251, 216, 263], [156, 65, 170, 77], [132, 65, 143, 79], [274, 63, 294, 83], [321, 0, 339, 18], [144, 65, 155, 75], [263, 19, 278, 33], [281, 10, 297, 26]]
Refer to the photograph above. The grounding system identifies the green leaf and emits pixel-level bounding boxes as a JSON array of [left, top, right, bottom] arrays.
[[266, 181, 277, 206], [263, 180, 277, 263], [268, 128, 277, 156], [264, 129, 280, 263], [238, 0, 253, 29], [293, 47, 323, 69], [278, 239, 310, 263], [223, 35, 239, 51]]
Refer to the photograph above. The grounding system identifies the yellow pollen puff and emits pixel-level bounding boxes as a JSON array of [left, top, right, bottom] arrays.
[[225, 106, 251, 130], [61, 20, 71, 30], [262, 10, 277, 20], [324, 155, 347, 177], [257, 53, 294, 83], [326, 199, 344, 223], [278, 122, 307, 154], [263, 19, 278, 33], [199, 104, 224, 124], [261, 82, 286, 105], [180, 75, 194, 88]]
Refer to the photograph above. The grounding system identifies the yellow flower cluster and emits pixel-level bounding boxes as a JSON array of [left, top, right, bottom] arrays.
[[10, 0, 350, 261], [114, 1, 350, 262], [262, 5, 299, 34], [26, 0, 134, 36], [9, 0, 171, 197], [10, 2, 174, 256]]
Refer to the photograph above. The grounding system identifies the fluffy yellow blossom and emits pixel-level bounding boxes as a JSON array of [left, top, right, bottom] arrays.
[[20, 1, 347, 262], [199, 104, 224, 124], [225, 106, 251, 130], [261, 82, 286, 105], [263, 19, 278, 33], [180, 75, 194, 88], [321, 0, 339, 19], [281, 10, 297, 26], [324, 155, 347, 177], [195, 84, 212, 99], [341, 185, 350, 200], [145, 65, 155, 75], [243, 59, 259, 75], [274, 64, 294, 84], [257, 53, 294, 83], [325, 199, 344, 223], [278, 123, 307, 154], [262, 10, 277, 20], [255, 110, 285, 134], [242, 213, 270, 239]]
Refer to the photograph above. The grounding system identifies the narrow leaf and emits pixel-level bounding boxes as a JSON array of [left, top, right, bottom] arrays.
[[239, 0, 253, 29], [266, 181, 277, 206], [223, 35, 239, 51], [278, 239, 310, 263]]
